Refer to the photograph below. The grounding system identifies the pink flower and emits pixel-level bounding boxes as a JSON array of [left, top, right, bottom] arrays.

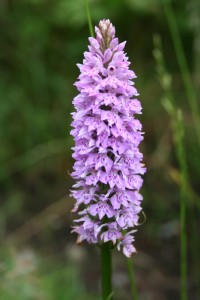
[[71, 19, 146, 257]]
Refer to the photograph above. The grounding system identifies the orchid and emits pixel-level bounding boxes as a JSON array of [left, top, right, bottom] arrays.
[[71, 19, 146, 258]]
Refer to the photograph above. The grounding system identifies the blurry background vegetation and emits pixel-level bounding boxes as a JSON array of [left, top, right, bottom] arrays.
[[0, 0, 200, 299]]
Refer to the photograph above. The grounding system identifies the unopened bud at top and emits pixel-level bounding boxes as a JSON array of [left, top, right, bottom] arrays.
[[99, 19, 115, 36], [95, 19, 115, 52]]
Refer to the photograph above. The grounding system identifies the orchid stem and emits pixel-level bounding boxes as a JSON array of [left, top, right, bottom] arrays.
[[84, 0, 94, 37], [127, 258, 138, 300], [101, 243, 113, 300]]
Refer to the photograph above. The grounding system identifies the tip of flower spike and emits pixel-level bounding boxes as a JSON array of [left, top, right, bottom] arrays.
[[95, 19, 115, 52], [99, 19, 114, 35]]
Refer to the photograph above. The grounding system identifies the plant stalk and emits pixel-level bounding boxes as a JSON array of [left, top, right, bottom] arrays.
[[163, 0, 200, 147], [153, 36, 188, 300], [84, 0, 94, 37], [127, 258, 138, 300], [176, 110, 187, 300], [101, 243, 113, 300]]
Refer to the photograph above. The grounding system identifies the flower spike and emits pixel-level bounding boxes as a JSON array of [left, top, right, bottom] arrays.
[[71, 19, 146, 257]]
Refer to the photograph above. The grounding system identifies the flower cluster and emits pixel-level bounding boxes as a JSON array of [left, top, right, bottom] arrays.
[[70, 19, 146, 257]]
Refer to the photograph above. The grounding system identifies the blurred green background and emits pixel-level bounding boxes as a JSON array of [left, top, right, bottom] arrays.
[[0, 0, 200, 299]]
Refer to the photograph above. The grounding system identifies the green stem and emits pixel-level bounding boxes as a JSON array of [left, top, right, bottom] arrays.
[[153, 34, 188, 300], [84, 0, 94, 37], [176, 110, 187, 300], [189, 204, 200, 298], [101, 243, 113, 300], [127, 258, 138, 300], [163, 0, 200, 148]]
